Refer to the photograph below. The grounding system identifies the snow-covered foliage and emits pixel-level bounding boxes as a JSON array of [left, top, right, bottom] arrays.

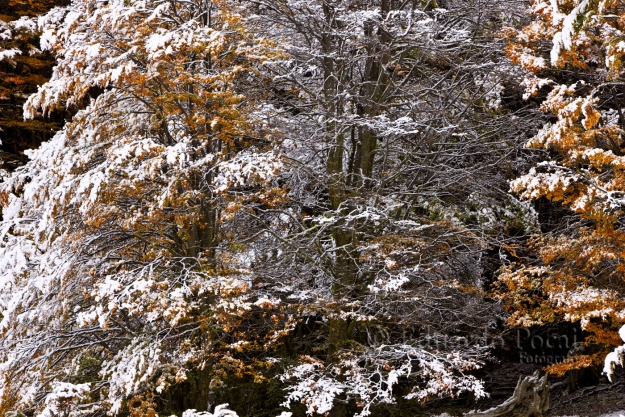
[[0, 0, 535, 415], [0, 0, 282, 414], [501, 0, 625, 374], [0, 13, 38, 65], [282, 347, 485, 417], [35, 382, 91, 417], [180, 404, 238, 417], [603, 325, 625, 382]]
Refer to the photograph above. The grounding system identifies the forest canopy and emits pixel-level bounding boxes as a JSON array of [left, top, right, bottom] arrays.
[[1, 0, 625, 416]]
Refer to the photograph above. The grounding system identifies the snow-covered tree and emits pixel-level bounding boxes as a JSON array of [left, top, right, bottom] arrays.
[[0, 0, 283, 414], [0, 0, 542, 415], [222, 0, 537, 414], [500, 0, 625, 374]]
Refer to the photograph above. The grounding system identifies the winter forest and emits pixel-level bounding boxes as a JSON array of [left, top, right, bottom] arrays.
[[5, 0, 625, 415]]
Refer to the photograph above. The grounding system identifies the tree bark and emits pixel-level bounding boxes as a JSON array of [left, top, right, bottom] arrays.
[[471, 371, 549, 417]]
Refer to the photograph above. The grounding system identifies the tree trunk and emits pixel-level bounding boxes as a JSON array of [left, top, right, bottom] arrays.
[[471, 371, 549, 417]]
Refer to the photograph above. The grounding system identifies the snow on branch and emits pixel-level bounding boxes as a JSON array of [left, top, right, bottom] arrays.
[[604, 325, 625, 382]]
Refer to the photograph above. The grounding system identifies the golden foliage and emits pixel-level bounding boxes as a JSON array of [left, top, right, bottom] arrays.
[[501, 0, 625, 373], [0, 0, 66, 160], [545, 354, 597, 376]]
